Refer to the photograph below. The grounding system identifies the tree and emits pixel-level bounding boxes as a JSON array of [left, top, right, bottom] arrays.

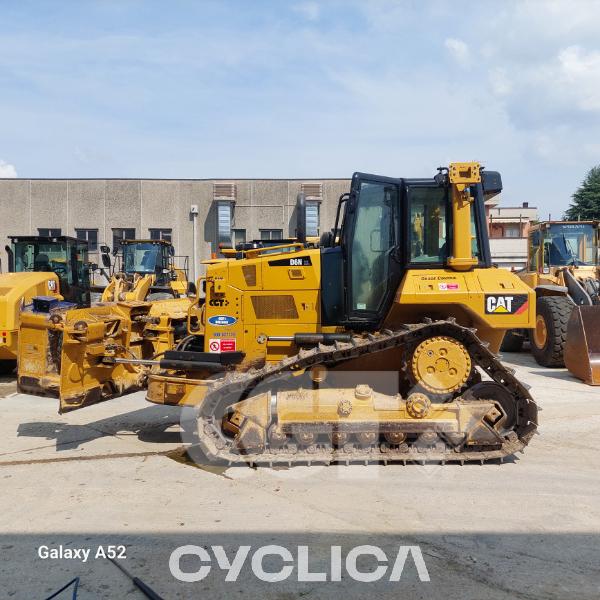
[[564, 166, 600, 220]]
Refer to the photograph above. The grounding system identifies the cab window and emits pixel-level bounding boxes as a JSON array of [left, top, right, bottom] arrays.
[[349, 181, 397, 313], [408, 187, 448, 263], [529, 230, 540, 270]]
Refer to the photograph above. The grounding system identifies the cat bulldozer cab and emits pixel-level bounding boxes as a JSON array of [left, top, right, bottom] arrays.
[[39, 162, 538, 466], [0, 235, 90, 372], [504, 221, 600, 384], [99, 239, 190, 302]]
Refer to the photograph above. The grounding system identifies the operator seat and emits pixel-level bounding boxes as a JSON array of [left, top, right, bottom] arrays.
[[34, 254, 52, 272]]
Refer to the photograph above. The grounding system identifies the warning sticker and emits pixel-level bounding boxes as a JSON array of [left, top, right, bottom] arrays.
[[208, 338, 237, 353], [220, 339, 236, 352], [438, 282, 459, 291]]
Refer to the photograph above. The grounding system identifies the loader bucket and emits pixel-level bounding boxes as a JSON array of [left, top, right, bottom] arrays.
[[564, 305, 600, 385]]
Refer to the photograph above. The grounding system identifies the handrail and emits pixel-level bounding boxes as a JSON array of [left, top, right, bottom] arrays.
[[243, 242, 304, 258]]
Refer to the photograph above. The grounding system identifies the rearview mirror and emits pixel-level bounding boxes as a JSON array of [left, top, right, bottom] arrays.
[[101, 254, 111, 269], [100, 245, 110, 254]]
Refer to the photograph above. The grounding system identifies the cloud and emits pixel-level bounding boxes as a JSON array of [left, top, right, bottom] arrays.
[[557, 45, 600, 110], [0, 0, 599, 215], [0, 160, 17, 178], [293, 2, 320, 21], [444, 38, 470, 67], [489, 67, 512, 97]]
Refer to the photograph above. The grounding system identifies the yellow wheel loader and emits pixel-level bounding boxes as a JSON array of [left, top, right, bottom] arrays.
[[99, 239, 191, 302], [501, 221, 600, 384], [0, 236, 91, 373], [45, 162, 538, 465]]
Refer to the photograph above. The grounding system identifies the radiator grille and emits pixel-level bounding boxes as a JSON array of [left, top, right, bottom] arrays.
[[242, 265, 257, 286], [251, 295, 298, 319]]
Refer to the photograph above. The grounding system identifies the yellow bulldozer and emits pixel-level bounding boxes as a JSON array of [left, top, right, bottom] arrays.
[[24, 162, 538, 465], [98, 239, 191, 302], [0, 235, 91, 374], [501, 220, 600, 384]]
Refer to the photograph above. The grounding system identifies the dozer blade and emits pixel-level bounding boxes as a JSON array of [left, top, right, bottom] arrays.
[[564, 305, 600, 385]]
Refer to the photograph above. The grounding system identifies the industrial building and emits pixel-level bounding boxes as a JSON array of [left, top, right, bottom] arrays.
[[0, 177, 539, 276], [0, 178, 349, 280]]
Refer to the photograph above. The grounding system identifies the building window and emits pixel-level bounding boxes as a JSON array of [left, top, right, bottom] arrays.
[[75, 228, 98, 251], [38, 228, 61, 237], [504, 225, 521, 238], [149, 228, 172, 242], [260, 229, 283, 241], [112, 228, 136, 252], [232, 229, 246, 246], [305, 201, 320, 237], [216, 201, 233, 246], [301, 182, 322, 237]]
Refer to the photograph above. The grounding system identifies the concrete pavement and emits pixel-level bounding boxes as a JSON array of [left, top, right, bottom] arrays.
[[1, 352, 599, 599]]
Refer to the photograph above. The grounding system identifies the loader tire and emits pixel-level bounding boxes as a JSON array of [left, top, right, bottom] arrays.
[[529, 296, 573, 367], [500, 330, 524, 353]]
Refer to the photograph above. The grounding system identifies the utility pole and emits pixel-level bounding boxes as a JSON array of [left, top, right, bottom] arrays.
[[190, 204, 199, 284]]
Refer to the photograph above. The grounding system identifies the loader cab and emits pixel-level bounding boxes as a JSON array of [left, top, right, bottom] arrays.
[[321, 167, 496, 329], [120, 239, 174, 287], [529, 222, 599, 272], [7, 236, 91, 306]]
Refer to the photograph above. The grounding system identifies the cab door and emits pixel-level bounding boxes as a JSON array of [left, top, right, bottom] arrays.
[[342, 173, 403, 328]]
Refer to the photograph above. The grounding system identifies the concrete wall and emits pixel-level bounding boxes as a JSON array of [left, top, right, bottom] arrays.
[[0, 178, 350, 276], [489, 237, 529, 270]]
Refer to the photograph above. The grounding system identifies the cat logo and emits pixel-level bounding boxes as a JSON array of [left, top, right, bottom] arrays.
[[485, 294, 528, 315]]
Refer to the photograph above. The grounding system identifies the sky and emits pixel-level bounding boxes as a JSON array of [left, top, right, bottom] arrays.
[[1, 0, 600, 216]]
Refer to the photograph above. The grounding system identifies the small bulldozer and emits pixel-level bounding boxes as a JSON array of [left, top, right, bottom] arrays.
[[28, 162, 539, 465], [502, 220, 600, 384]]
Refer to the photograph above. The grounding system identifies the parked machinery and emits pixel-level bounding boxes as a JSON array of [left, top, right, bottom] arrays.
[[17, 296, 192, 402], [17, 242, 195, 400], [42, 162, 538, 464], [0, 236, 91, 373], [99, 239, 191, 302], [501, 220, 600, 384]]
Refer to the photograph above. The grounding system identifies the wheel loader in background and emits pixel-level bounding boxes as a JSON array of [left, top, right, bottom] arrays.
[[26, 162, 538, 465], [99, 239, 191, 302], [0, 235, 91, 373], [501, 221, 600, 385]]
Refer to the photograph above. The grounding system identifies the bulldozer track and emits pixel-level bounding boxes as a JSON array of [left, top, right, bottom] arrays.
[[193, 319, 538, 466]]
